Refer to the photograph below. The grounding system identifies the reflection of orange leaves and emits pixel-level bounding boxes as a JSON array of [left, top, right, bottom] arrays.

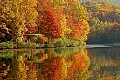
[[67, 50, 91, 79], [32, 63, 36, 73], [27, 63, 36, 74], [68, 52, 84, 77], [40, 52, 47, 61], [27, 63, 37, 80], [40, 57, 61, 80]]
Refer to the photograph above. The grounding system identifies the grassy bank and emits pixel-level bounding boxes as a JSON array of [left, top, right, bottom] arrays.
[[0, 40, 85, 49]]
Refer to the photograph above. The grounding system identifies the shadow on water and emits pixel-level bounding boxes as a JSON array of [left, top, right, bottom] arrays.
[[0, 47, 120, 80]]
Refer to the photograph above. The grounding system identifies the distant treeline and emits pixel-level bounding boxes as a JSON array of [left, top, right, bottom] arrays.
[[81, 1, 120, 44]]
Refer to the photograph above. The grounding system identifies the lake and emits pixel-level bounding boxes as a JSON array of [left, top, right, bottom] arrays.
[[0, 47, 120, 80]]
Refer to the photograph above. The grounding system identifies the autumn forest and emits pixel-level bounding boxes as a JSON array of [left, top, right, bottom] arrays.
[[0, 0, 120, 48], [1, 0, 120, 80]]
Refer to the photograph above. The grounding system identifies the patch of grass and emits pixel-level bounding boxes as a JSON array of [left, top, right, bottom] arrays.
[[0, 41, 14, 49]]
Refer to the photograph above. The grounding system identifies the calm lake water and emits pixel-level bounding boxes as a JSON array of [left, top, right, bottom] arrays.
[[0, 47, 120, 80]]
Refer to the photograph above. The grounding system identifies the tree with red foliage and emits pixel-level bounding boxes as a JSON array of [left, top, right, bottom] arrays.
[[39, 9, 60, 43]]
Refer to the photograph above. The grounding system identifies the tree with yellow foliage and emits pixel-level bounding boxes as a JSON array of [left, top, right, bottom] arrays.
[[0, 0, 38, 42]]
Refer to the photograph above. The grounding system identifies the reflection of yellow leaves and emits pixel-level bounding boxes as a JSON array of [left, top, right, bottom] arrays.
[[11, 56, 29, 80], [59, 59, 67, 80], [63, 49, 91, 79]]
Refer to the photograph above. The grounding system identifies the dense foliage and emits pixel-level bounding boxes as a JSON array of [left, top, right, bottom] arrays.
[[0, 0, 90, 48], [37, 0, 90, 45], [39, 9, 60, 43], [0, 0, 38, 42], [1, 0, 120, 48], [82, 1, 120, 44], [0, 22, 11, 42], [0, 48, 91, 80]]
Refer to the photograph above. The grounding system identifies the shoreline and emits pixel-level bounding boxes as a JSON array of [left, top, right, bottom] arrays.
[[1, 43, 120, 52]]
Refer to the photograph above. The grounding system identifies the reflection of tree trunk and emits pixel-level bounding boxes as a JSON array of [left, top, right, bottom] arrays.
[[31, 49, 35, 58], [48, 51, 52, 59], [44, 49, 52, 59]]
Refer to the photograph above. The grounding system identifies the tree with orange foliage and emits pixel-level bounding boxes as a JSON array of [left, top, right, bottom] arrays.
[[69, 24, 83, 40], [39, 9, 60, 44], [64, 0, 90, 41]]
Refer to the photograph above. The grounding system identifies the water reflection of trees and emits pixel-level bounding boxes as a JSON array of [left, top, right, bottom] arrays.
[[88, 48, 120, 67], [66, 49, 91, 80], [39, 48, 91, 80], [0, 57, 11, 79], [0, 52, 38, 80], [0, 48, 91, 80], [39, 52, 61, 80], [88, 48, 120, 80], [9, 56, 37, 80]]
